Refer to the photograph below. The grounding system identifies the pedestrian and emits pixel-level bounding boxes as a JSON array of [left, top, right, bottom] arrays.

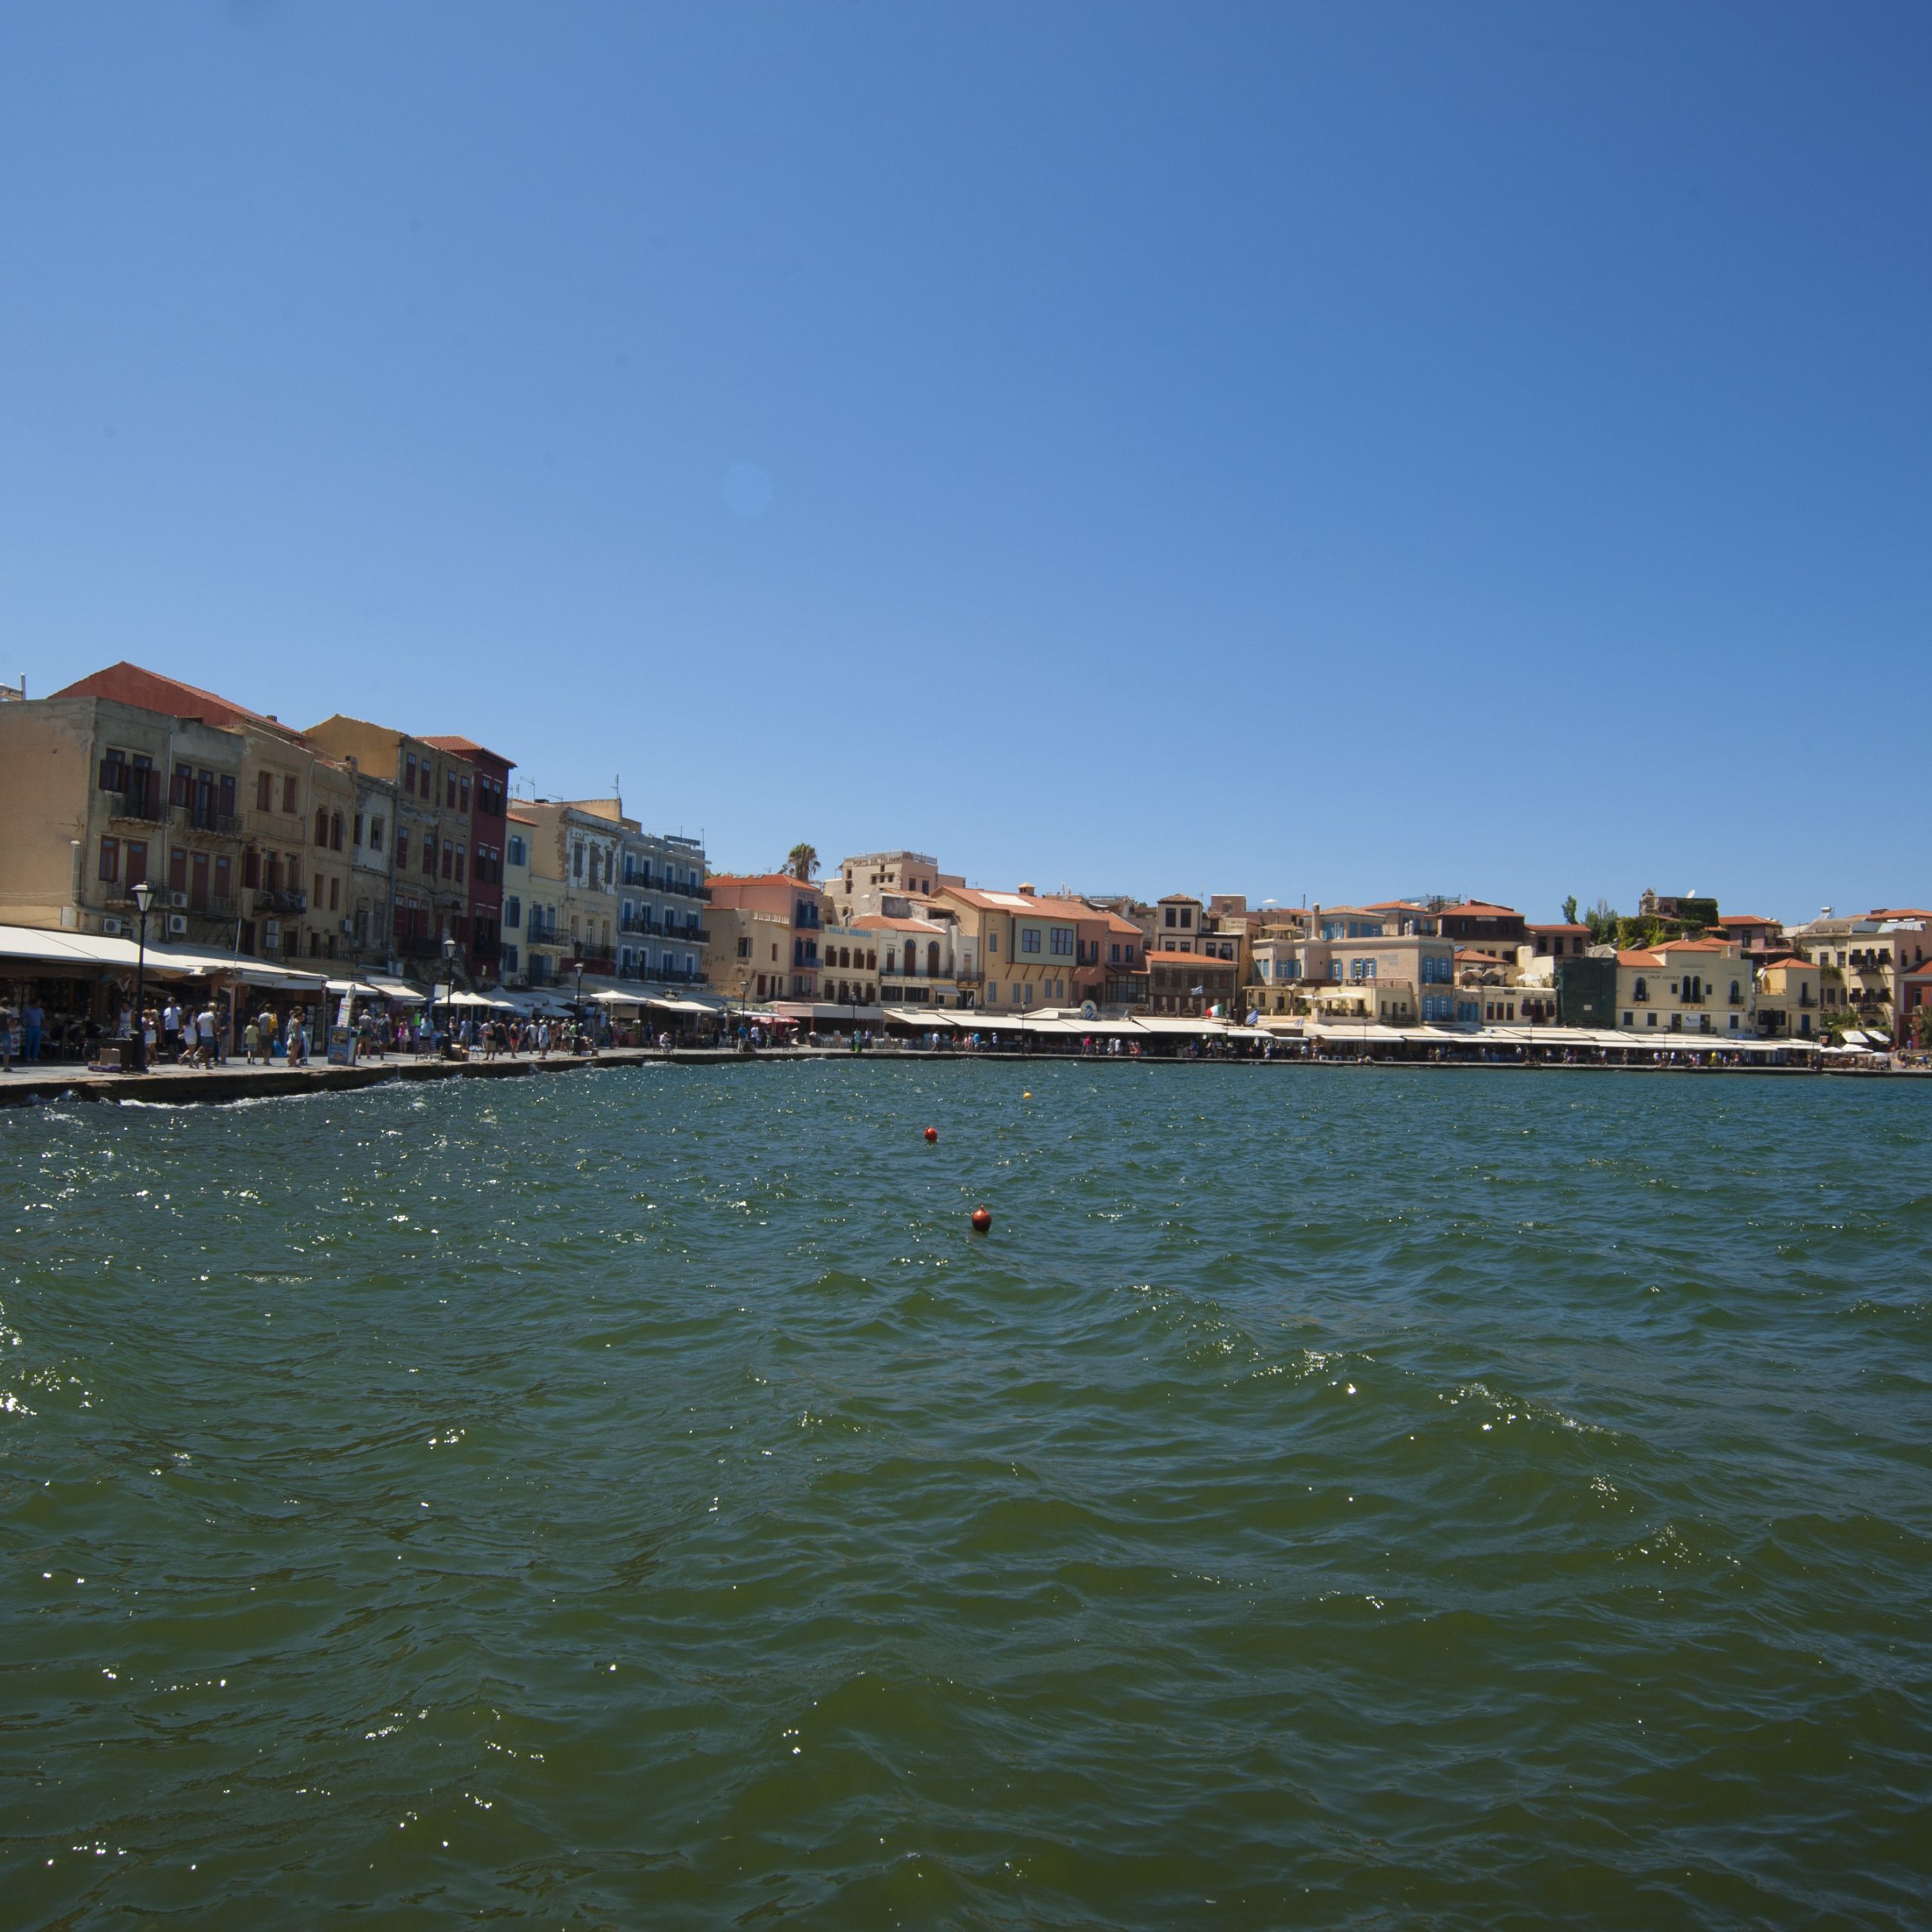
[[0, 1004, 17, 1072], [21, 998, 44, 1063], [161, 997, 182, 1063], [196, 1003, 219, 1066]]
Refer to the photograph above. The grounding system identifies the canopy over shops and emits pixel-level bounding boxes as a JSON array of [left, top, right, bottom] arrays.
[[0, 922, 331, 993], [362, 976, 427, 1006]]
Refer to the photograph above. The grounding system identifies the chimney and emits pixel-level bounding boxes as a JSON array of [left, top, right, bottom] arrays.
[[1017, 882, 1035, 896]]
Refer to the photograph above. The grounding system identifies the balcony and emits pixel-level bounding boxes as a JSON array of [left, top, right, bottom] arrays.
[[393, 934, 442, 958], [177, 806, 241, 836], [620, 914, 661, 937], [254, 888, 308, 914], [99, 764, 167, 822]]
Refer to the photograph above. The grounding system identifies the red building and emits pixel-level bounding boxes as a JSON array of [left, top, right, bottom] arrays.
[[421, 736, 514, 986]]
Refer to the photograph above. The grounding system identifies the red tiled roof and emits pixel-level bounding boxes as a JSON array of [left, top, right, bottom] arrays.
[[1760, 955, 1815, 971], [1442, 900, 1521, 918], [421, 734, 515, 768], [1527, 923, 1591, 935], [50, 661, 297, 738], [712, 872, 814, 889]]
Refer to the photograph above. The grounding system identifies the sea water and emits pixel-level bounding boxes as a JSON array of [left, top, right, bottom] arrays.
[[2, 1063, 1928, 1927]]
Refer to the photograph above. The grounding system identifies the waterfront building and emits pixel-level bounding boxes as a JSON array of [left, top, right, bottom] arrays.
[[306, 717, 475, 975], [1146, 949, 1240, 1017], [501, 808, 567, 989], [422, 737, 515, 986], [855, 907, 962, 1008], [1712, 912, 1786, 963], [830, 851, 959, 924], [45, 664, 349, 964], [709, 874, 829, 1001], [705, 906, 792, 1004], [613, 818, 709, 986], [930, 884, 1107, 1014], [345, 764, 398, 969], [0, 691, 251, 952], [1614, 937, 1754, 1035], [1527, 922, 1593, 961], [1246, 933, 1458, 1024], [1786, 909, 1931, 1039], [1435, 899, 1527, 955], [817, 925, 881, 1011], [302, 755, 357, 961], [1752, 954, 1821, 1040], [509, 801, 623, 977]]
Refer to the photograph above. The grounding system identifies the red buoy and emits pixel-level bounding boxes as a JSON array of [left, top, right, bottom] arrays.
[[971, 1206, 992, 1233], [924, 1126, 939, 1143]]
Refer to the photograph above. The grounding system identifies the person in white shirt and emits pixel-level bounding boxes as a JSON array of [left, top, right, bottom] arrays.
[[161, 999, 183, 1062]]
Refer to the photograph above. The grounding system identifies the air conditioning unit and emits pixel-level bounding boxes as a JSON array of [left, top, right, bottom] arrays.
[[167, 914, 188, 936], [100, 916, 125, 937], [168, 891, 188, 909], [264, 918, 281, 945]]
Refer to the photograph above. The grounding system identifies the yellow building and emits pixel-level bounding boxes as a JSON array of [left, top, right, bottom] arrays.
[[930, 884, 1088, 1013], [1752, 954, 1821, 1040], [1614, 937, 1753, 1037]]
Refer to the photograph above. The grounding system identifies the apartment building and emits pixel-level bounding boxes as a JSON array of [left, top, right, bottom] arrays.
[[502, 809, 567, 988], [422, 737, 514, 986], [346, 766, 398, 967], [831, 851, 959, 923], [306, 717, 475, 971], [705, 906, 792, 1004], [709, 874, 828, 1000], [615, 822, 709, 986], [1247, 933, 1459, 1023], [0, 694, 249, 952], [1753, 954, 1822, 1040], [1786, 909, 1931, 1038]]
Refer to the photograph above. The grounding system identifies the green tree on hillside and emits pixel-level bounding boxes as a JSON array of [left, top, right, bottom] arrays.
[[1562, 894, 1579, 926]]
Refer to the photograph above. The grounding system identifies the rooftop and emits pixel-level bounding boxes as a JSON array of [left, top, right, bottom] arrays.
[[51, 661, 300, 740], [420, 734, 515, 768]]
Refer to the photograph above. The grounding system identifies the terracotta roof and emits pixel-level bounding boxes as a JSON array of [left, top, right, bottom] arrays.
[[50, 661, 298, 738], [1617, 949, 1666, 968], [1760, 955, 1814, 971], [853, 914, 945, 934], [1441, 900, 1521, 918], [937, 884, 1089, 919], [1527, 923, 1591, 935], [1715, 914, 1780, 928], [1872, 908, 1932, 921], [421, 734, 515, 768]]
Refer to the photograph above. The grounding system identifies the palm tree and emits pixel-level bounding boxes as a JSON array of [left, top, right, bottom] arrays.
[[786, 843, 820, 882]]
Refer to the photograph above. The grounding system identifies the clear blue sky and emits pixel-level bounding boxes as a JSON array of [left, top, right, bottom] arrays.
[[3, 3, 1926, 923]]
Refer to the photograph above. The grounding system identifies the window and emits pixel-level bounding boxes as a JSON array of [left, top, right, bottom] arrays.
[[1020, 929, 1041, 953], [405, 754, 418, 794], [315, 808, 330, 845], [1164, 907, 1176, 928], [1633, 978, 1648, 1001], [395, 829, 408, 869], [282, 774, 298, 814], [1050, 927, 1073, 955], [353, 812, 365, 848], [737, 935, 751, 958], [455, 844, 466, 884], [214, 854, 230, 903], [988, 931, 998, 953], [169, 847, 188, 892], [332, 812, 344, 851], [98, 836, 120, 884], [126, 841, 149, 888], [219, 774, 236, 817], [441, 841, 454, 880], [424, 837, 435, 876], [256, 771, 273, 811], [509, 834, 525, 866], [459, 777, 470, 814]]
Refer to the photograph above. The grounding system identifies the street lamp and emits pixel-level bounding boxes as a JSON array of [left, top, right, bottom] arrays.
[[129, 880, 154, 1072]]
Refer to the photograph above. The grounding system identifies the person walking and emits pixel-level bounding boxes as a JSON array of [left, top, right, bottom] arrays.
[[195, 1002, 219, 1067], [21, 998, 44, 1063]]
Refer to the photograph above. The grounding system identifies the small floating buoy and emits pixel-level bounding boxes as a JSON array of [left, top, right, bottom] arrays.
[[924, 1126, 938, 1143], [1022, 1091, 1032, 1100], [971, 1206, 992, 1233]]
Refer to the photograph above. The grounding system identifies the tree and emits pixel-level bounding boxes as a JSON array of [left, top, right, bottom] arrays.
[[786, 843, 820, 882], [1585, 897, 1620, 946], [1562, 894, 1579, 926]]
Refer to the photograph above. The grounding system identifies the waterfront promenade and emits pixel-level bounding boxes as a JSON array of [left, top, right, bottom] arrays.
[[0, 1043, 1920, 1107]]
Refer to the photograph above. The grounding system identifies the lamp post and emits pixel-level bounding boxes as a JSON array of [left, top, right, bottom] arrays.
[[129, 880, 154, 1072]]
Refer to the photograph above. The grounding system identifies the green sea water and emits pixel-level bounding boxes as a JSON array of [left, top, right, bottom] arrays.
[[2, 1063, 1929, 1930]]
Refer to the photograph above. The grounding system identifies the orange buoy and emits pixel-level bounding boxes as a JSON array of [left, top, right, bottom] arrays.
[[924, 1126, 938, 1143], [971, 1206, 992, 1233]]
